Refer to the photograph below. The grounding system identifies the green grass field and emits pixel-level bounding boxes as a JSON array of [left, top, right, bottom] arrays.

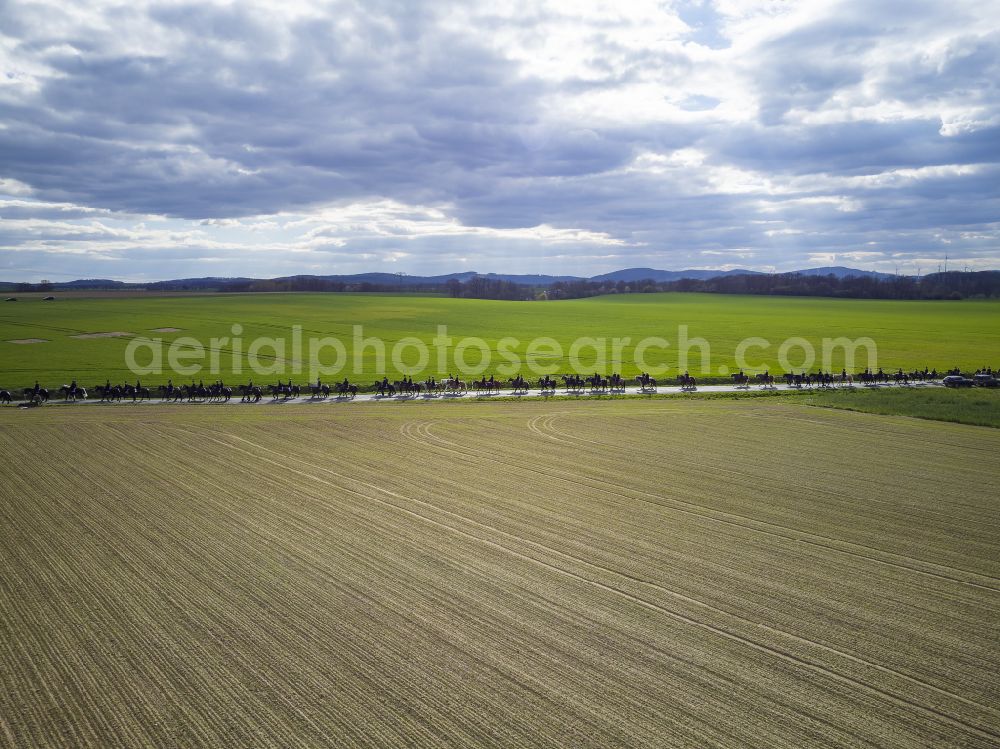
[[1, 291, 997, 391], [793, 385, 1000, 428]]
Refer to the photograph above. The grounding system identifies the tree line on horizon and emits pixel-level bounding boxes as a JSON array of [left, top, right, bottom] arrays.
[[443, 270, 1000, 301], [9, 270, 1000, 301]]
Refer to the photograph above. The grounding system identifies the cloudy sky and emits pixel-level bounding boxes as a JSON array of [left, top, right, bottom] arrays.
[[1, 0, 998, 281]]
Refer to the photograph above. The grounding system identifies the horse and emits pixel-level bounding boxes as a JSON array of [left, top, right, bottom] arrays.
[[94, 384, 122, 402], [677, 373, 697, 391], [310, 383, 331, 399], [269, 383, 299, 399], [22, 387, 49, 404], [636, 373, 657, 392], [335, 381, 358, 398], [123, 384, 151, 401], [586, 374, 608, 392], [472, 376, 500, 395], [813, 371, 834, 388], [238, 384, 263, 403], [394, 379, 423, 397], [0, 389, 11, 405], [754, 372, 775, 389], [508, 376, 530, 394], [537, 376, 557, 393], [784, 372, 804, 389], [561, 374, 584, 393], [858, 369, 881, 387], [443, 378, 467, 394], [730, 372, 750, 389], [60, 384, 87, 401], [211, 384, 233, 402]]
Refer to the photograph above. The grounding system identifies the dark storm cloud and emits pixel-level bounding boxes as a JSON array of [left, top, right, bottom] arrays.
[[0, 1, 565, 217]]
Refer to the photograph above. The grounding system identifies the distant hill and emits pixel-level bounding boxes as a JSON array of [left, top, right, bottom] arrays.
[[589, 267, 763, 283], [280, 272, 479, 285], [146, 277, 258, 290], [277, 271, 583, 285], [2, 266, 964, 292], [792, 266, 896, 281], [477, 272, 583, 285], [57, 279, 130, 289]]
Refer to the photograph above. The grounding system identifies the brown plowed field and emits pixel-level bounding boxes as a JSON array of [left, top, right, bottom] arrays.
[[1, 400, 997, 747]]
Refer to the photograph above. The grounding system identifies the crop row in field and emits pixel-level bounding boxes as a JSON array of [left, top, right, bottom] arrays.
[[1, 399, 997, 747], [1, 291, 998, 390]]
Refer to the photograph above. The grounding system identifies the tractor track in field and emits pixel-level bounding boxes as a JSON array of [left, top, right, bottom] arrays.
[[4, 402, 998, 746], [167, 423, 1000, 744], [399, 417, 1000, 594], [537, 411, 1000, 526]]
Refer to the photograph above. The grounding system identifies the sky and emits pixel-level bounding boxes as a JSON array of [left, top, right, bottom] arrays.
[[1, 0, 999, 282]]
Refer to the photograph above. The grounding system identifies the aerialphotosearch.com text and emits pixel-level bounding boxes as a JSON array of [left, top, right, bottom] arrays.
[[124, 324, 878, 381]]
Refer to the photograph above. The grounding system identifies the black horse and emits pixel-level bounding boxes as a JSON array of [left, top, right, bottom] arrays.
[[335, 380, 358, 398], [508, 375, 530, 394], [561, 374, 584, 393], [538, 375, 557, 393], [754, 372, 775, 389], [94, 384, 121, 402], [394, 379, 423, 397], [0, 389, 11, 405], [238, 384, 263, 403], [123, 384, 151, 401], [677, 373, 697, 391], [472, 376, 500, 395], [310, 382, 331, 398], [22, 387, 49, 404], [208, 383, 233, 402], [586, 374, 608, 392], [269, 382, 300, 399], [636, 373, 657, 392], [60, 384, 87, 401], [608, 373, 626, 393]]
